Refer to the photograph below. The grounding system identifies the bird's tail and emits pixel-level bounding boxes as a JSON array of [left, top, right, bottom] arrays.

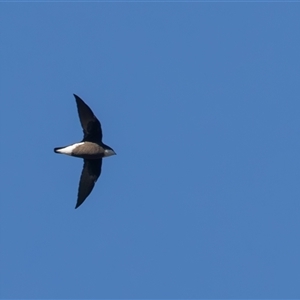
[[54, 147, 64, 153]]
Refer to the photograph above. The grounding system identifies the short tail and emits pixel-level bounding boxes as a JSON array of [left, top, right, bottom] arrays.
[[53, 145, 76, 155], [54, 147, 63, 153]]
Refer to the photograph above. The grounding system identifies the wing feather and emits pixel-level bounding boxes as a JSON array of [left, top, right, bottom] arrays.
[[73, 94, 102, 143], [75, 159, 102, 209]]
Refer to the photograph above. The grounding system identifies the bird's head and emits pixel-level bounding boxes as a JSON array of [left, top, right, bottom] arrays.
[[103, 144, 116, 157]]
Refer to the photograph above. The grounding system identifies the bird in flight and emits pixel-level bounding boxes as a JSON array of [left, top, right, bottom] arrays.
[[54, 94, 116, 209]]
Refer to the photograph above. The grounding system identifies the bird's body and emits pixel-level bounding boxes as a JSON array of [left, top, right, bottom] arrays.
[[54, 94, 116, 209], [55, 141, 115, 159]]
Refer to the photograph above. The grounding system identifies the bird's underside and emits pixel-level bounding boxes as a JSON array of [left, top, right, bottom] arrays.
[[54, 94, 115, 209]]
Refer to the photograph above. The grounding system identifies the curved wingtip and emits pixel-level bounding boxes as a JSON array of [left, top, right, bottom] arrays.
[[73, 93, 81, 102], [75, 199, 84, 209], [75, 199, 83, 209]]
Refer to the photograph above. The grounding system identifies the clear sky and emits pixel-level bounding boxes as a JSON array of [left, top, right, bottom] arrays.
[[1, 2, 300, 299]]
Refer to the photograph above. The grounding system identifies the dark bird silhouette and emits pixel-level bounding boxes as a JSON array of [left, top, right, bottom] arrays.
[[54, 94, 116, 209]]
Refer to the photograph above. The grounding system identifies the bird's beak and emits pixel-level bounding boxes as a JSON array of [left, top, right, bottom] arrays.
[[104, 149, 116, 157]]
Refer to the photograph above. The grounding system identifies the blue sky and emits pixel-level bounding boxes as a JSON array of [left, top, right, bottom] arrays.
[[1, 2, 300, 299]]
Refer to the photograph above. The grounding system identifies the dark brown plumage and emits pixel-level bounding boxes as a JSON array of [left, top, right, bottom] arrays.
[[54, 94, 116, 209]]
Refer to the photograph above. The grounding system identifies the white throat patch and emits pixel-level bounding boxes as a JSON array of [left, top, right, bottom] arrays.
[[104, 149, 116, 157]]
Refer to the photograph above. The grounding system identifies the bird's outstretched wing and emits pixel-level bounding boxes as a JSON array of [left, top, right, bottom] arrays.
[[73, 94, 102, 143], [75, 159, 102, 209]]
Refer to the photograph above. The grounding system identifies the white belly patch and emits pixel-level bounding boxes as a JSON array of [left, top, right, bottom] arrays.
[[56, 142, 85, 155]]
